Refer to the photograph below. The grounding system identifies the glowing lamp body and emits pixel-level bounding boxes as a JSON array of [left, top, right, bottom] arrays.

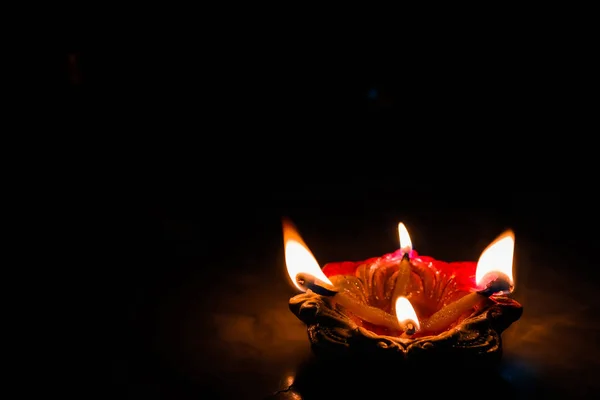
[[284, 219, 522, 363]]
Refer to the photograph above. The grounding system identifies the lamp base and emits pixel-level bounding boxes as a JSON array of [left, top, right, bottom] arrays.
[[290, 292, 522, 366]]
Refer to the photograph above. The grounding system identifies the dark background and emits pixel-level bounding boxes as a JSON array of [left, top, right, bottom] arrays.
[[59, 48, 598, 398]]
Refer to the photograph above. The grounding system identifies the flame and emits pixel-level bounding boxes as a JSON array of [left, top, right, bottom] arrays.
[[395, 296, 420, 330], [283, 218, 332, 291], [398, 222, 412, 252], [475, 230, 515, 287]]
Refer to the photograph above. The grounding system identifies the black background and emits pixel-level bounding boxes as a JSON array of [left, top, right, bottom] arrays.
[[59, 42, 599, 398]]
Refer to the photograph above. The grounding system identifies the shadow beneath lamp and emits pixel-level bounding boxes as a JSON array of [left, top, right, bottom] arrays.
[[266, 354, 551, 400]]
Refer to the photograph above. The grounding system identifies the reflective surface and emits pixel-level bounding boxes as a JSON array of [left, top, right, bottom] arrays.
[[111, 192, 599, 399]]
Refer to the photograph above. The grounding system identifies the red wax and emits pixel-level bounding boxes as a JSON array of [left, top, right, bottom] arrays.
[[322, 249, 477, 292]]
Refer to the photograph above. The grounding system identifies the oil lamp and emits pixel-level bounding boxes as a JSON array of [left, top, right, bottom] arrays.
[[284, 219, 522, 365]]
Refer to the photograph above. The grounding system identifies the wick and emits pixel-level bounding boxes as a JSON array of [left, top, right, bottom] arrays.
[[401, 252, 410, 261], [476, 273, 512, 297], [405, 322, 416, 336], [297, 273, 338, 297]]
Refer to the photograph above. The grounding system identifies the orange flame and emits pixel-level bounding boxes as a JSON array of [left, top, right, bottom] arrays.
[[398, 222, 412, 252], [475, 230, 515, 287], [283, 218, 332, 291], [395, 296, 420, 330]]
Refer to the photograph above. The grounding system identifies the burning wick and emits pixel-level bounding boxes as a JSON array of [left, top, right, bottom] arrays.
[[295, 272, 403, 331], [390, 223, 412, 314], [421, 231, 515, 333], [395, 296, 420, 336], [476, 272, 513, 297], [295, 273, 338, 296]]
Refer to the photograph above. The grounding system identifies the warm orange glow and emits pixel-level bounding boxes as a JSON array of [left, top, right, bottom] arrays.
[[398, 222, 412, 252], [282, 373, 295, 387], [283, 218, 332, 291], [395, 296, 420, 330], [476, 230, 515, 287]]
